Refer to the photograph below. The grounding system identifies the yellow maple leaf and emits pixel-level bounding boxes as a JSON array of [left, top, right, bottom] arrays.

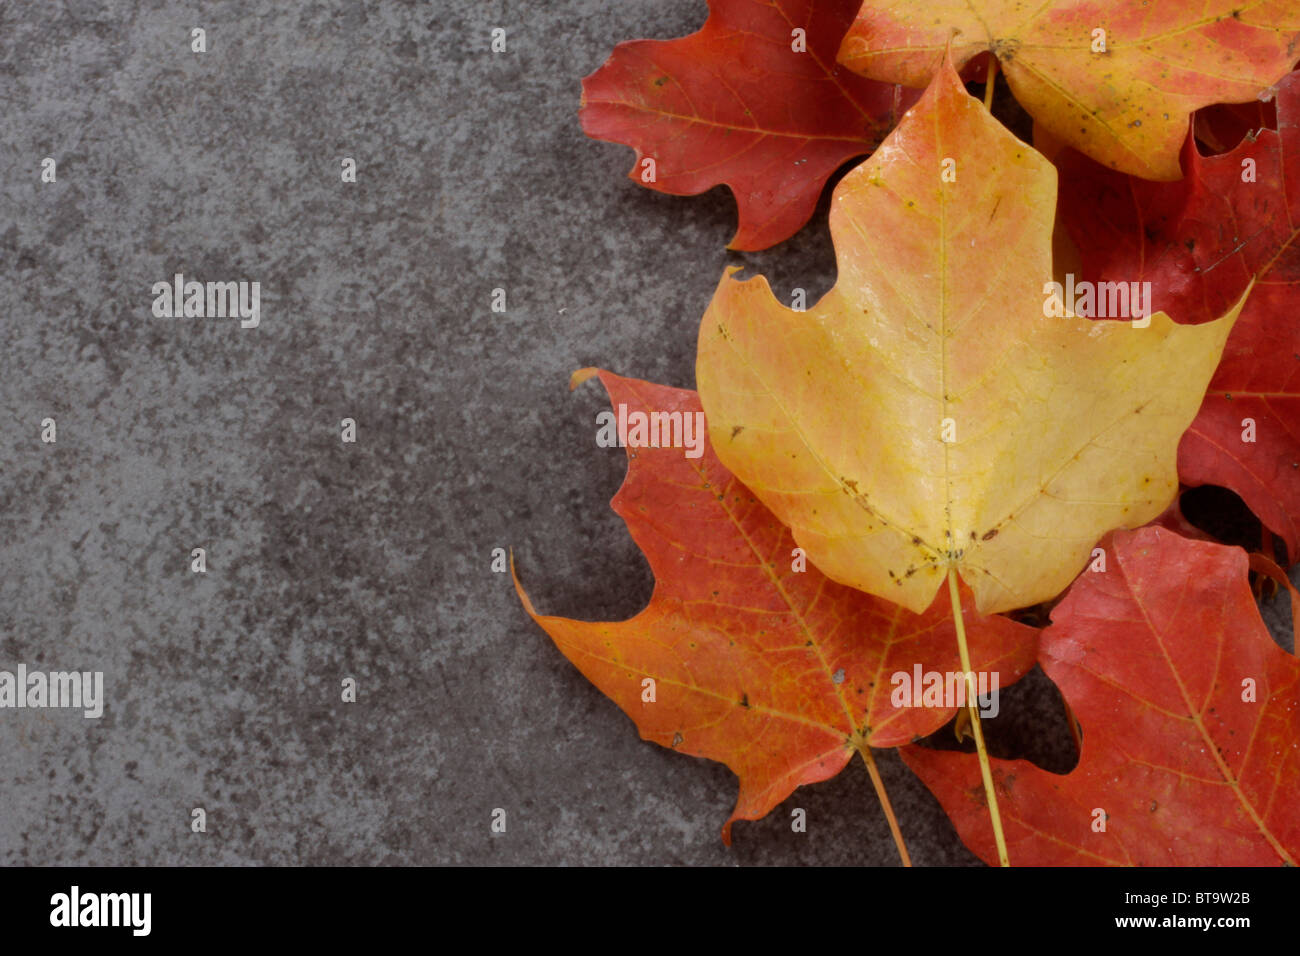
[[837, 0, 1300, 180], [695, 57, 1244, 615]]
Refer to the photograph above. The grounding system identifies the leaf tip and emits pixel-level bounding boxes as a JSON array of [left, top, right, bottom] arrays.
[[509, 550, 541, 621], [569, 367, 601, 391]]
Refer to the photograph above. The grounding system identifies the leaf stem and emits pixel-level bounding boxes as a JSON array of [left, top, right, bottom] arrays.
[[983, 56, 998, 112], [947, 567, 1010, 866], [858, 745, 912, 866]]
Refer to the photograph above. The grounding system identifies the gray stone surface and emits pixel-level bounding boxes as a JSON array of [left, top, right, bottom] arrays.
[[0, 0, 1293, 866]]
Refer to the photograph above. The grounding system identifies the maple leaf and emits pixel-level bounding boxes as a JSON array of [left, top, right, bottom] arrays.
[[837, 0, 1300, 180], [580, 0, 918, 251], [903, 526, 1300, 866], [514, 369, 1037, 844], [695, 56, 1242, 616], [1060, 70, 1300, 561]]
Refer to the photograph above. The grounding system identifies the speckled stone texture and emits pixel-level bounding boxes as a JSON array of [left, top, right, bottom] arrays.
[[0, 0, 1294, 866]]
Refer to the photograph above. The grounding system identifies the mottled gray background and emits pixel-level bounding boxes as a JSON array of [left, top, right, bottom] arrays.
[[0, 0, 1293, 866]]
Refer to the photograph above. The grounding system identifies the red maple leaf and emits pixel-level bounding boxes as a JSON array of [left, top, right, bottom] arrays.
[[580, 0, 917, 251], [904, 526, 1300, 866], [515, 369, 1037, 843]]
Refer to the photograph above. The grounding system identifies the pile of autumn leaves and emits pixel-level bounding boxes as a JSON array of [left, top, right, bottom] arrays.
[[515, 0, 1300, 866]]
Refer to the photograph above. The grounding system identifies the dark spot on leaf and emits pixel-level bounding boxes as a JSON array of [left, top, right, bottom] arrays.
[[731, 425, 744, 439], [982, 528, 999, 541], [991, 37, 1020, 62]]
